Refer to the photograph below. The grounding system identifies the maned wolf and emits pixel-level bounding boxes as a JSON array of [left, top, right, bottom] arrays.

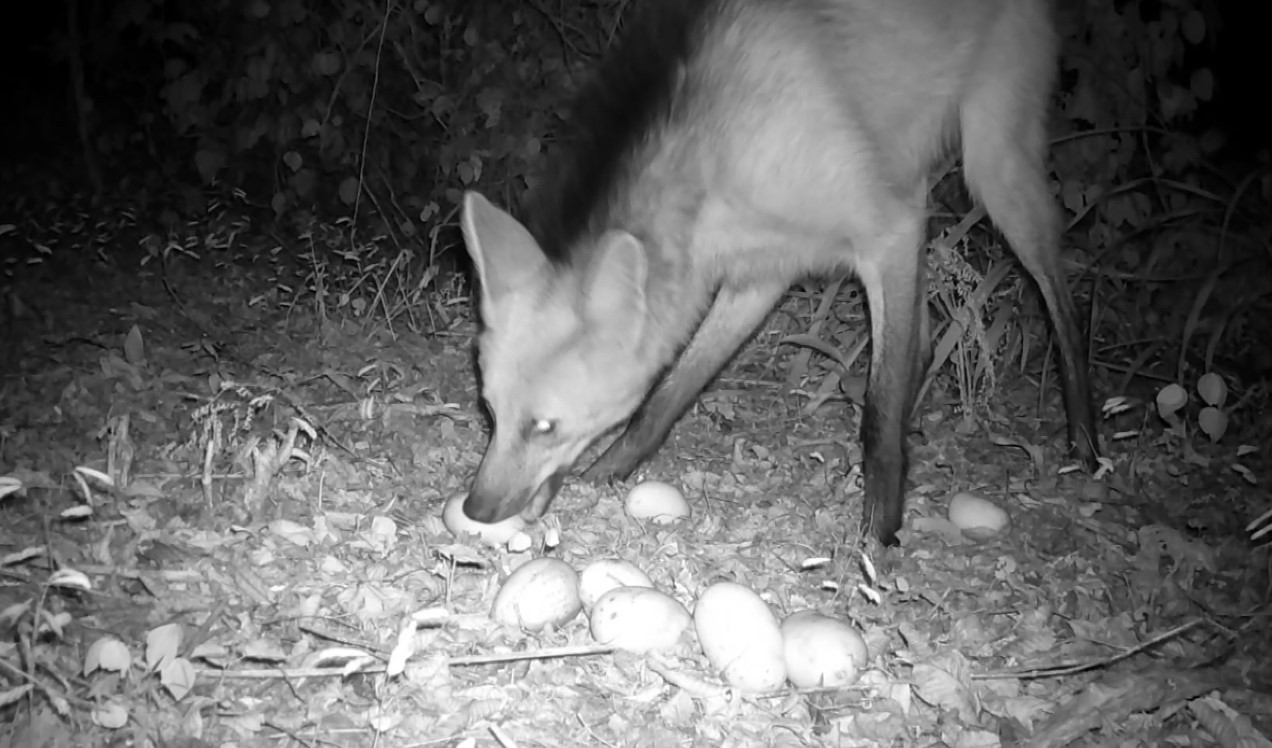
[[460, 0, 1100, 545]]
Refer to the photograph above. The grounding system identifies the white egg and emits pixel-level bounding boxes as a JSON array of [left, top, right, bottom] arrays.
[[780, 611, 868, 689], [442, 492, 528, 546], [578, 558, 655, 611], [624, 481, 691, 524], [491, 558, 581, 632], [947, 492, 1009, 539], [589, 586, 692, 654], [693, 582, 787, 693], [505, 531, 533, 553]]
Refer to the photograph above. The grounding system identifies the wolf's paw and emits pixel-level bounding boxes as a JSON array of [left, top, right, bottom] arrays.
[[580, 455, 638, 485]]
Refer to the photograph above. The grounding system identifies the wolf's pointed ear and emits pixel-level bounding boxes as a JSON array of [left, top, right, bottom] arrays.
[[585, 230, 649, 342], [462, 191, 548, 314]]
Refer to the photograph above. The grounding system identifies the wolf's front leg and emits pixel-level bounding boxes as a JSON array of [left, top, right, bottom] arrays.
[[582, 282, 788, 484]]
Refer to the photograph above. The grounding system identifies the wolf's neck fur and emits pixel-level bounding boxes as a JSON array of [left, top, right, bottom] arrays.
[[526, 1, 719, 260]]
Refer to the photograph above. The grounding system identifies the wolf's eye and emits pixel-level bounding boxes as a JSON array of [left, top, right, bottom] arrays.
[[530, 418, 555, 436]]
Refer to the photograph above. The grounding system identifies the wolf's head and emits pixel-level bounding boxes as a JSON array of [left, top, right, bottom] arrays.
[[459, 192, 660, 523]]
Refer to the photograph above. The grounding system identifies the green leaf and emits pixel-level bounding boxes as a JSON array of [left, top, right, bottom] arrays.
[[194, 148, 224, 183], [1197, 373, 1226, 407], [1155, 384, 1187, 420], [1197, 407, 1227, 442], [339, 177, 360, 206], [1189, 68, 1213, 101], [1182, 11, 1205, 45]]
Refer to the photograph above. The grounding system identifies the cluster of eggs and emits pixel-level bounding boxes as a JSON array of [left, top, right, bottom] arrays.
[[444, 481, 868, 692]]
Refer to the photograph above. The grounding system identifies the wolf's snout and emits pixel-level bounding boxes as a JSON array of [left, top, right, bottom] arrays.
[[465, 464, 566, 524], [462, 489, 517, 524]]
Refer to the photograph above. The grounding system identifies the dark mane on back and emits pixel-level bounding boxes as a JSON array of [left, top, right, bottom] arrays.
[[525, 0, 718, 264]]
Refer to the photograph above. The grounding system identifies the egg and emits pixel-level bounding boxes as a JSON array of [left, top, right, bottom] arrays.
[[947, 492, 1009, 539], [442, 492, 528, 547], [693, 582, 787, 693], [624, 481, 691, 524], [578, 558, 655, 611], [491, 558, 581, 632], [589, 586, 692, 654], [780, 611, 868, 689]]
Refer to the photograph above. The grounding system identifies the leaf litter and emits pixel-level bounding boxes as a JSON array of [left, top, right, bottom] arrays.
[[0, 216, 1269, 748]]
